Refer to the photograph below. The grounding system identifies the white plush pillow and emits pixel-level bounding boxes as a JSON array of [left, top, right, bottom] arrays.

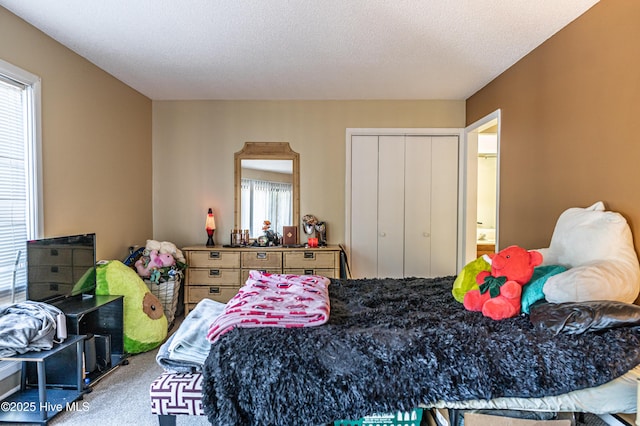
[[539, 201, 640, 304]]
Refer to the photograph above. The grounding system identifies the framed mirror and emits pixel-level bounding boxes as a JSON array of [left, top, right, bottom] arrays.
[[234, 142, 300, 241]]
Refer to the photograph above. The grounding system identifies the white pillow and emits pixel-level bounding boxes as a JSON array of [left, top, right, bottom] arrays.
[[540, 201, 640, 304]]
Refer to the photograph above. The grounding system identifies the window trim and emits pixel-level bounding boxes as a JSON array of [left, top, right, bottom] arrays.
[[0, 58, 43, 239], [0, 60, 42, 305]]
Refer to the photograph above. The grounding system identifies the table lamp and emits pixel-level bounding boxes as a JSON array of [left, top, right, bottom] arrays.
[[205, 208, 216, 247]]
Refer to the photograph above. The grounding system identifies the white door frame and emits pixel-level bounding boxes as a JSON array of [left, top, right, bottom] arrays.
[[462, 110, 501, 265], [345, 128, 465, 275]]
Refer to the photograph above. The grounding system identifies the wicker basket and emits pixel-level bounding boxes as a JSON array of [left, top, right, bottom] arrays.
[[144, 275, 181, 328]]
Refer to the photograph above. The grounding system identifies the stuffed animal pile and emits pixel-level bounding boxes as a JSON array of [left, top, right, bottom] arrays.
[[133, 240, 187, 283], [455, 201, 640, 321], [462, 245, 542, 320]]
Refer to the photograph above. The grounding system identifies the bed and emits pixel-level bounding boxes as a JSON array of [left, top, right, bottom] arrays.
[[150, 275, 640, 426], [151, 202, 640, 426]]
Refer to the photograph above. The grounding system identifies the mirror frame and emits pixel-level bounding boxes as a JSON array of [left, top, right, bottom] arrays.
[[234, 142, 300, 241]]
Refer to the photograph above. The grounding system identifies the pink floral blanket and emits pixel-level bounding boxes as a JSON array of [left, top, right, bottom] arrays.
[[206, 270, 331, 343]]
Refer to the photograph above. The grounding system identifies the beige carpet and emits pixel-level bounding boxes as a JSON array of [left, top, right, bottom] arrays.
[[48, 343, 209, 426], [45, 314, 210, 426]]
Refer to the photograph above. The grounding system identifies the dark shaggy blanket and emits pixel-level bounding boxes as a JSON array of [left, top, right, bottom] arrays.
[[202, 276, 640, 426]]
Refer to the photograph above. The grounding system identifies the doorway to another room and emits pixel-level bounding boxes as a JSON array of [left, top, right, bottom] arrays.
[[464, 110, 500, 265]]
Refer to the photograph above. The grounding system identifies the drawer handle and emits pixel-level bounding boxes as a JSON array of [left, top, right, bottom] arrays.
[[209, 251, 221, 259], [209, 269, 220, 277], [256, 252, 267, 259], [304, 269, 314, 275], [209, 286, 220, 294], [50, 249, 59, 256], [51, 266, 59, 273], [303, 252, 315, 259]]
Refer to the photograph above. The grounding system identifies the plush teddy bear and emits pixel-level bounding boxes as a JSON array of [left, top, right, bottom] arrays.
[[463, 245, 543, 320]]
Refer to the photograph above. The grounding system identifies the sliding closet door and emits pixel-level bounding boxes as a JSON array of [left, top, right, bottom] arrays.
[[350, 135, 379, 278], [378, 136, 405, 278], [430, 136, 458, 276], [349, 133, 458, 279], [404, 136, 432, 277], [403, 136, 458, 277]]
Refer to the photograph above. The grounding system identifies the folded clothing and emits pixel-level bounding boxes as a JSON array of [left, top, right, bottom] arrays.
[[156, 298, 226, 373], [207, 270, 330, 343], [156, 333, 202, 374]]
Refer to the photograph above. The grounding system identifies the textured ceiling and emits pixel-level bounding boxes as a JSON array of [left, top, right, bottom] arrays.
[[0, 1, 599, 100]]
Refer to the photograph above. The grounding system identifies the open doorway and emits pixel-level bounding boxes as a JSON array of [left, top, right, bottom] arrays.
[[462, 110, 500, 266]]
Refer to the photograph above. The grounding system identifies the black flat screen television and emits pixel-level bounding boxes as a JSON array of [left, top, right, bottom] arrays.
[[27, 233, 97, 303]]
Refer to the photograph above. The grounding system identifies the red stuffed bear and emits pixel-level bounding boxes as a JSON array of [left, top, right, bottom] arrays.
[[463, 245, 543, 320]]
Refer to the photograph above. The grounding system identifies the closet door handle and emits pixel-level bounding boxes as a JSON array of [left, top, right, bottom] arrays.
[[423, 232, 431, 238], [379, 232, 386, 237]]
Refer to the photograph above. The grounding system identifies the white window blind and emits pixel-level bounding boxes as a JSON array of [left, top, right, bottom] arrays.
[[241, 178, 292, 238], [0, 61, 41, 306]]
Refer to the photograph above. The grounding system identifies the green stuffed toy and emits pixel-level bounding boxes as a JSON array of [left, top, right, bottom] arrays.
[[452, 255, 492, 303], [96, 260, 167, 354]]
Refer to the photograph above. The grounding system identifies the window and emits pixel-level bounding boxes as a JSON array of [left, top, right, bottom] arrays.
[[241, 178, 292, 238], [0, 60, 41, 306]]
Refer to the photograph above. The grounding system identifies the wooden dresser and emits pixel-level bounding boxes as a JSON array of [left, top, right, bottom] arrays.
[[182, 245, 341, 314]]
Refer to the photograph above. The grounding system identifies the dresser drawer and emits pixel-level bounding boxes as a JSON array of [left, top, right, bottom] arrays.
[[189, 250, 240, 268], [241, 251, 282, 269], [283, 251, 336, 269], [28, 247, 73, 265], [283, 268, 338, 279], [187, 268, 241, 285], [29, 265, 73, 283], [187, 284, 240, 304], [28, 282, 74, 299], [72, 248, 94, 266]]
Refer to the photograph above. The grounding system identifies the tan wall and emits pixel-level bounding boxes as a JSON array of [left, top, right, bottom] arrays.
[[466, 0, 640, 253], [153, 100, 465, 248], [0, 8, 152, 260]]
